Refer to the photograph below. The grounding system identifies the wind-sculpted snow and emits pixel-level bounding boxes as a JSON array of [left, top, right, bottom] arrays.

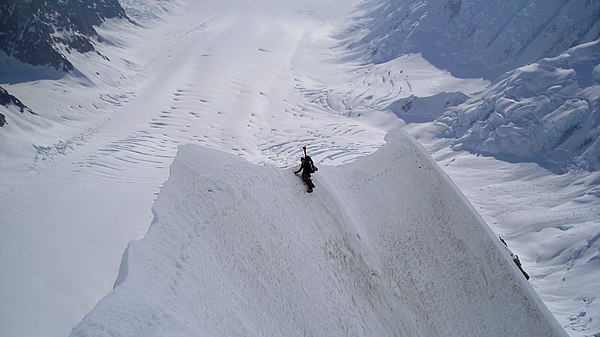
[[69, 129, 565, 337], [437, 40, 600, 173], [354, 0, 600, 78]]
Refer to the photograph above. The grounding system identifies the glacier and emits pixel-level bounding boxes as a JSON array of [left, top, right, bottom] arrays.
[[437, 40, 600, 173], [1, 0, 599, 336], [354, 0, 600, 79]]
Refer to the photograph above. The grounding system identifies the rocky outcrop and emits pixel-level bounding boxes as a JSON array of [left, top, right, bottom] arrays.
[[0, 86, 35, 126], [0, 0, 128, 72]]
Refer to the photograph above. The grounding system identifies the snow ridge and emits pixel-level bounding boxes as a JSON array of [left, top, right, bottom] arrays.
[[69, 129, 566, 337]]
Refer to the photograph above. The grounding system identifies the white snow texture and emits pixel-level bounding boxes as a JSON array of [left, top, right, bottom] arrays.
[[2, 0, 599, 336], [356, 0, 600, 78], [438, 40, 600, 173], [69, 129, 565, 337]]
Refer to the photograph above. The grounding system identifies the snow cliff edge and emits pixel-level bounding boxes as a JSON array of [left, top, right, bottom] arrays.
[[70, 129, 566, 337]]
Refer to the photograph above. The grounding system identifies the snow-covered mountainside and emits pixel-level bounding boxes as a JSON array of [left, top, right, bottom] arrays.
[[437, 40, 600, 173], [354, 0, 600, 79], [0, 0, 128, 72], [1, 0, 599, 336], [0, 86, 34, 127], [69, 129, 565, 337]]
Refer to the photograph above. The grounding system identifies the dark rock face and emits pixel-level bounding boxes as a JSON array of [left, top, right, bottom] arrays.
[[0, 86, 35, 126], [0, 0, 128, 72]]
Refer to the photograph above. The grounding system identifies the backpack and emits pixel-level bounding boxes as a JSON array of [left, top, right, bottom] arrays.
[[305, 155, 317, 173]]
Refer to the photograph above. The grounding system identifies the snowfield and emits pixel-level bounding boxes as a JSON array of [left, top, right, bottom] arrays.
[[69, 129, 566, 337]]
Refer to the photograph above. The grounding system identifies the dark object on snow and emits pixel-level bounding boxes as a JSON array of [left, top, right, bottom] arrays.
[[499, 237, 530, 280], [294, 146, 318, 193], [0, 87, 34, 114], [512, 253, 530, 280], [0, 86, 36, 127]]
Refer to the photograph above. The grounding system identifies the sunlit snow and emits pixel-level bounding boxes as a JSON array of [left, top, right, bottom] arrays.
[[1, 0, 598, 336]]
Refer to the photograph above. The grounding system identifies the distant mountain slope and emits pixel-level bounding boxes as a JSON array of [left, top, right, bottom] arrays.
[[0, 86, 35, 127], [354, 0, 600, 78], [69, 129, 566, 337], [437, 40, 600, 173], [0, 0, 128, 72]]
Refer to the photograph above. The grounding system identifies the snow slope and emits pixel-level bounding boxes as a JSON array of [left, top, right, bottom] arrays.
[[69, 129, 566, 337], [354, 0, 600, 79], [404, 135, 600, 336], [437, 40, 600, 173], [1, 0, 596, 336], [398, 38, 600, 335], [339, 2, 600, 333]]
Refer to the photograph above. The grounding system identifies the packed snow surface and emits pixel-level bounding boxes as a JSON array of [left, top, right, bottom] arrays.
[[69, 129, 565, 337]]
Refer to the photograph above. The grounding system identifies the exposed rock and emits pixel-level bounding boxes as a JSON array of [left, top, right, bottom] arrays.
[[0, 86, 35, 127], [0, 0, 128, 72]]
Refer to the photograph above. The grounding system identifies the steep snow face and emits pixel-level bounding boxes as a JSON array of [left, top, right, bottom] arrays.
[[437, 40, 600, 173], [69, 129, 566, 337], [354, 0, 600, 78], [401, 131, 600, 337]]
